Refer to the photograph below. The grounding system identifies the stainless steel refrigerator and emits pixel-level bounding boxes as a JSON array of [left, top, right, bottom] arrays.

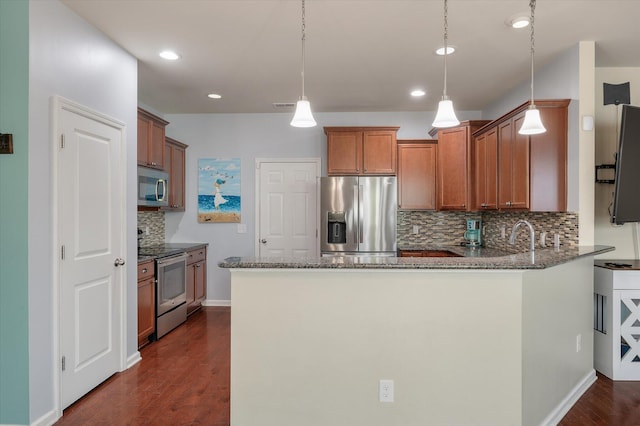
[[320, 176, 397, 256]]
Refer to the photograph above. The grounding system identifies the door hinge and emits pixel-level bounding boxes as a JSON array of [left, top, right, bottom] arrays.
[[60, 134, 65, 149], [61, 356, 66, 371], [61, 245, 65, 260]]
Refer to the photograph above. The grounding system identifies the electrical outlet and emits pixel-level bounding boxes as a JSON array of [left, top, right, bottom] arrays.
[[145, 225, 149, 235], [379, 379, 394, 403], [576, 334, 582, 353], [412, 225, 419, 235], [501, 226, 506, 239], [237, 224, 247, 233]]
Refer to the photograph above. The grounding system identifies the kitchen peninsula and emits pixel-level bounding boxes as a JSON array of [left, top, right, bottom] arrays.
[[221, 245, 612, 426]]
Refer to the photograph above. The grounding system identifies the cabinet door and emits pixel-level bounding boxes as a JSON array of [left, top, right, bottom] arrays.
[[148, 121, 165, 169], [194, 261, 206, 303], [498, 121, 513, 209], [327, 131, 362, 175], [363, 131, 397, 175], [137, 277, 155, 348], [498, 116, 530, 210], [137, 115, 150, 166], [186, 263, 195, 308], [474, 129, 498, 210], [510, 114, 530, 209], [398, 143, 436, 210], [164, 140, 186, 211], [529, 106, 567, 211], [437, 127, 469, 210]]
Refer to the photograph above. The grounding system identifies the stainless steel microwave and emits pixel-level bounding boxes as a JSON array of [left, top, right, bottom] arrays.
[[138, 166, 169, 207]]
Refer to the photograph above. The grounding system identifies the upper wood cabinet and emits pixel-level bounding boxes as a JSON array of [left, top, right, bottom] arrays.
[[473, 99, 569, 212], [138, 108, 169, 170], [497, 114, 530, 210], [397, 140, 437, 210], [324, 127, 399, 175], [436, 121, 490, 211], [163, 137, 188, 211], [474, 128, 498, 210]]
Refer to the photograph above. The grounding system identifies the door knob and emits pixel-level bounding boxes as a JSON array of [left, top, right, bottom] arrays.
[[261, 239, 267, 244], [114, 258, 125, 267]]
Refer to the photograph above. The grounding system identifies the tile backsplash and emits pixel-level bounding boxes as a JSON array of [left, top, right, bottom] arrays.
[[398, 210, 579, 252], [137, 211, 165, 247]]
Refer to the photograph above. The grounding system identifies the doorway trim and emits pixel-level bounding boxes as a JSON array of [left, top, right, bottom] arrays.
[[51, 96, 127, 418], [254, 157, 321, 257]]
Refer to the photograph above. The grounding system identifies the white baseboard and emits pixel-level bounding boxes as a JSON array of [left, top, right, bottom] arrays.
[[202, 299, 231, 307], [541, 369, 597, 426], [30, 408, 58, 426], [126, 351, 142, 369]]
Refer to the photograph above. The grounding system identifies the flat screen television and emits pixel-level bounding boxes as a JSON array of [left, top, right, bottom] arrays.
[[611, 104, 640, 224]]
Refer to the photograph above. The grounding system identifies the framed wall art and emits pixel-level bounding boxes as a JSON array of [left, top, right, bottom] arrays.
[[198, 158, 241, 223]]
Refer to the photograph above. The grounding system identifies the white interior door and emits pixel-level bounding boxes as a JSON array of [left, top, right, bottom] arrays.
[[56, 99, 125, 409], [257, 159, 320, 257]]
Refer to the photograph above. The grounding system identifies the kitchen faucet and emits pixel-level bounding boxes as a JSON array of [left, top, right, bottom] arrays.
[[509, 220, 535, 251]]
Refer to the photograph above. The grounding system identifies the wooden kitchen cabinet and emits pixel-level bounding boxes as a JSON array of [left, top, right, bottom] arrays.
[[324, 127, 399, 175], [473, 128, 498, 210], [163, 137, 188, 211], [138, 107, 169, 170], [436, 121, 490, 211], [397, 140, 437, 210], [137, 260, 155, 348], [472, 99, 569, 212], [498, 114, 530, 210], [186, 246, 207, 315]]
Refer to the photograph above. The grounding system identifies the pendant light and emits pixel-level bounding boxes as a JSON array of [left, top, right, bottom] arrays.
[[518, 0, 546, 135], [432, 0, 460, 128], [290, 0, 317, 128]]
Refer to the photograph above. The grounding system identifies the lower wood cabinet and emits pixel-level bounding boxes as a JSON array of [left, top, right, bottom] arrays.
[[137, 260, 155, 349], [186, 246, 207, 315]]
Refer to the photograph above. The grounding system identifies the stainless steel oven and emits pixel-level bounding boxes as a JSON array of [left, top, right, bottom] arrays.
[[155, 252, 188, 339]]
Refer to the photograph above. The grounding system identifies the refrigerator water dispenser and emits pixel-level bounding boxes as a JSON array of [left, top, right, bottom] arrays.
[[327, 211, 347, 244]]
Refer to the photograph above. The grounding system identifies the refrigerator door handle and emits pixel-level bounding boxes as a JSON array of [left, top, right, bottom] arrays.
[[359, 184, 364, 243]]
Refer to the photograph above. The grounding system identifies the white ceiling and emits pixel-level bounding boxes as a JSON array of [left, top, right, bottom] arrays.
[[61, 0, 640, 115]]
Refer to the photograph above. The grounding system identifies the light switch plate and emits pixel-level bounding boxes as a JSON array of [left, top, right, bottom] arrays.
[[237, 224, 247, 234]]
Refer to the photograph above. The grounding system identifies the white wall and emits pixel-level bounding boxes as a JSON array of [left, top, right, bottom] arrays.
[[28, 1, 138, 422], [594, 67, 640, 259], [164, 110, 481, 303]]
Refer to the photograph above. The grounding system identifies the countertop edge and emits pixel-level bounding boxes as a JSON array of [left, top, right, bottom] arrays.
[[218, 245, 615, 270]]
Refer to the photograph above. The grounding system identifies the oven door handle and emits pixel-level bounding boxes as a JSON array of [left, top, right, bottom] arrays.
[[156, 253, 188, 265]]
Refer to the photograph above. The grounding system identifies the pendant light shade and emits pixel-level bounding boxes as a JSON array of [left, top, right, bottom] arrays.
[[518, 0, 546, 135], [290, 98, 317, 127], [432, 0, 460, 129], [432, 97, 460, 128], [290, 0, 317, 128], [519, 106, 546, 135]]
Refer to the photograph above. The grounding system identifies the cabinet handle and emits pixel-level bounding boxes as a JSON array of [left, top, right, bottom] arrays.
[[142, 268, 147, 273], [151, 162, 157, 166], [196, 264, 201, 268]]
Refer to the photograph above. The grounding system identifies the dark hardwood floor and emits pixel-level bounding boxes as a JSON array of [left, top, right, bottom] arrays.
[[55, 307, 230, 426], [55, 306, 640, 425]]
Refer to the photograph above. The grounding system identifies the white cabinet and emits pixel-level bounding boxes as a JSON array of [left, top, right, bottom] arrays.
[[594, 262, 640, 380]]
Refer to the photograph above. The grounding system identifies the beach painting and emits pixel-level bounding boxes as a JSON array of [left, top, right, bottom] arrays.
[[198, 158, 241, 223]]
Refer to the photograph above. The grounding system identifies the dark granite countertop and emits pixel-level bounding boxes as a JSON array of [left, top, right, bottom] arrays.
[[219, 245, 614, 270], [137, 242, 208, 263]]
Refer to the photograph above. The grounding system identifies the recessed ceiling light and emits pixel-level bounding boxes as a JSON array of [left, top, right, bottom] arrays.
[[159, 50, 180, 60], [435, 46, 456, 56], [411, 90, 426, 97], [207, 93, 222, 99], [508, 16, 530, 29]]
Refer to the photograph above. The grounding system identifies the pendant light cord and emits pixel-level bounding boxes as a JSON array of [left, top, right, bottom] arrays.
[[529, 0, 536, 108], [300, 0, 307, 100], [443, 0, 449, 99]]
